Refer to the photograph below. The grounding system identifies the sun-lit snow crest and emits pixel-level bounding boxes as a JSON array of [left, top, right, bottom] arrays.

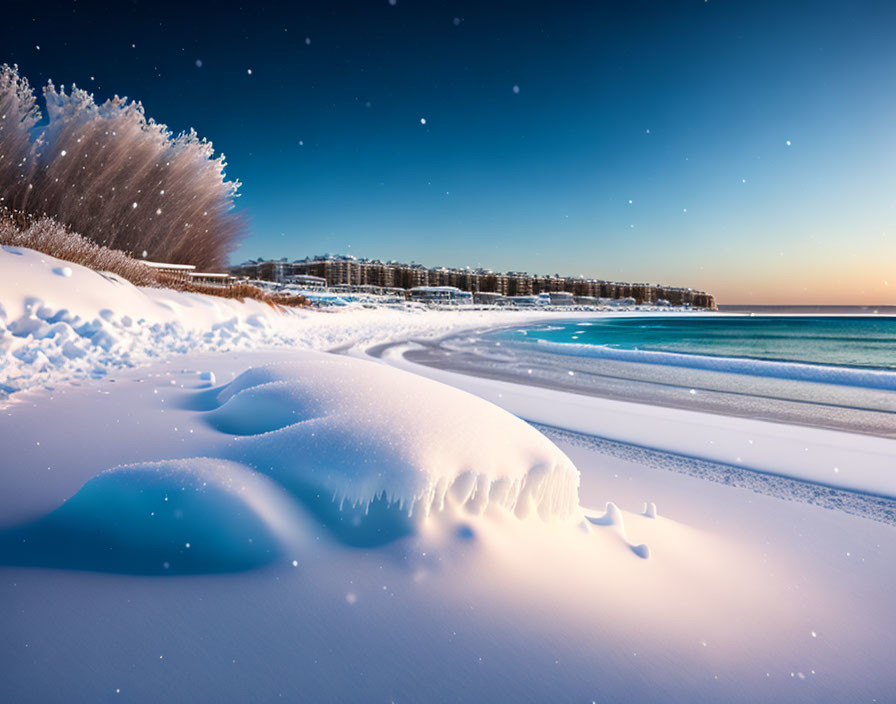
[[0, 353, 589, 571], [210, 356, 583, 524]]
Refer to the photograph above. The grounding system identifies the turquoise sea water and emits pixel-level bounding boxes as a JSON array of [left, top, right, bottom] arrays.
[[498, 315, 896, 372]]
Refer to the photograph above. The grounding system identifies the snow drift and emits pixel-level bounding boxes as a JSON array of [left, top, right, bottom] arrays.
[[1, 353, 584, 570], [0, 245, 294, 396], [0, 459, 304, 574], [211, 356, 583, 537]]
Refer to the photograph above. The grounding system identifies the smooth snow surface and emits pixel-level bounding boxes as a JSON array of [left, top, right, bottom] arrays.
[[3, 348, 895, 703], [0, 459, 305, 574], [1, 352, 582, 572], [211, 358, 581, 524]]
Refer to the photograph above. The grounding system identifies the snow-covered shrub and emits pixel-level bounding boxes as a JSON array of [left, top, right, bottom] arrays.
[[173, 280, 309, 308], [0, 64, 41, 212], [0, 213, 308, 305], [0, 64, 243, 270]]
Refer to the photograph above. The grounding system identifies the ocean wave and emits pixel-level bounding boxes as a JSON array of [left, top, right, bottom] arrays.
[[527, 339, 896, 390]]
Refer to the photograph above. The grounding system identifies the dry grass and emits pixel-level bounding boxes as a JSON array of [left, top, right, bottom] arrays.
[[0, 213, 161, 286], [0, 213, 308, 308], [164, 279, 308, 308]]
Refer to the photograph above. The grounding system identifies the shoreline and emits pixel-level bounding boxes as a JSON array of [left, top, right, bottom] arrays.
[[363, 332, 896, 501], [381, 324, 896, 440], [536, 423, 896, 526]]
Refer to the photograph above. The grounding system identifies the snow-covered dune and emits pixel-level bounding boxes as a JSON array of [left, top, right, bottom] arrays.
[[0, 245, 578, 397], [0, 246, 295, 395], [1, 353, 582, 571], [213, 357, 581, 524], [0, 459, 305, 574]]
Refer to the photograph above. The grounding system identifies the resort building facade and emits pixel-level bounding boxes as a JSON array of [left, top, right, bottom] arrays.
[[230, 254, 716, 309]]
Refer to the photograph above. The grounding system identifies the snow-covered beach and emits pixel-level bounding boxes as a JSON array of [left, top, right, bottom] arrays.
[[2, 247, 895, 702]]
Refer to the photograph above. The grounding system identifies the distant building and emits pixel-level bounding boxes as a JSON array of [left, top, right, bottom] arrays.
[[140, 260, 196, 283], [409, 286, 470, 305], [473, 292, 506, 305], [230, 253, 717, 309], [508, 295, 541, 307], [549, 291, 575, 306], [141, 260, 238, 288], [284, 274, 327, 289], [189, 272, 235, 287]]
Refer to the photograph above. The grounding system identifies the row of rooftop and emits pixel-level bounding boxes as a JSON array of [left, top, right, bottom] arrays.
[[229, 254, 717, 309]]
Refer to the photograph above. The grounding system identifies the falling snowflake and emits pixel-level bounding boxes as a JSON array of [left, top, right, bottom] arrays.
[[420, 118, 427, 125], [512, 85, 520, 94]]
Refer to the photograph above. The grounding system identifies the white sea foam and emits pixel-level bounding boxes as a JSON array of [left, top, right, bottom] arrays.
[[530, 338, 896, 390]]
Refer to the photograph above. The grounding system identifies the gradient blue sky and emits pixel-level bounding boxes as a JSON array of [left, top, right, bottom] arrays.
[[3, 0, 896, 303]]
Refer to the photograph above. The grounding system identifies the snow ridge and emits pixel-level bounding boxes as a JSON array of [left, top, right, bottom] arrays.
[[212, 357, 583, 524]]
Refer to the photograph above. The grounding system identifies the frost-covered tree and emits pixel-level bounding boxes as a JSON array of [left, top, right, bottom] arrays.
[[0, 64, 41, 214], [0, 64, 244, 270]]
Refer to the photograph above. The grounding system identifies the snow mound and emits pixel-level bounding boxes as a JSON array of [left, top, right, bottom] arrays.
[[0, 247, 301, 396], [0, 459, 303, 574], [586, 502, 650, 559], [210, 356, 582, 528]]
